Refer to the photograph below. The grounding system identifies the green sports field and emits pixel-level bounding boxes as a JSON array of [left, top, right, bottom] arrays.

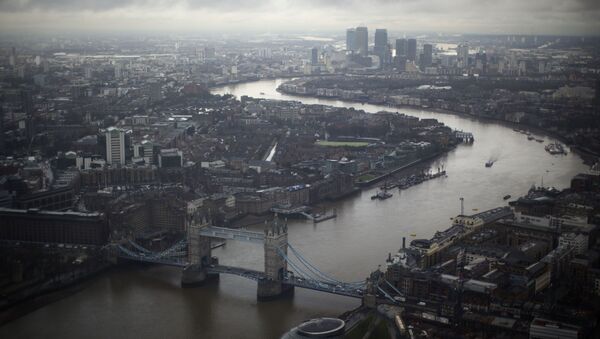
[[315, 140, 370, 147]]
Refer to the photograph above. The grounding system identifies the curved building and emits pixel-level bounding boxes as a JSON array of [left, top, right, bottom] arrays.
[[281, 317, 345, 339]]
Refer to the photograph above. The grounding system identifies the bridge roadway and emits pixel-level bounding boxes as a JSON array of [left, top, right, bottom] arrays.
[[207, 265, 364, 299], [117, 251, 188, 267], [206, 265, 265, 281], [284, 276, 363, 299], [198, 226, 265, 243]]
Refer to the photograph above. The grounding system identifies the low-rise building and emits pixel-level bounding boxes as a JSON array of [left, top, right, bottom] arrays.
[[558, 232, 588, 255], [0, 207, 108, 245], [529, 318, 580, 339]]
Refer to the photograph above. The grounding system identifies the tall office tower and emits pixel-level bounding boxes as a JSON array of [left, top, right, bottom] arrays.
[[395, 39, 407, 70], [475, 52, 487, 73], [346, 28, 356, 52], [457, 43, 469, 68], [374, 29, 388, 54], [374, 29, 388, 66], [8, 47, 16, 66], [355, 26, 369, 56], [84, 66, 93, 79], [105, 127, 125, 165], [395, 39, 407, 57], [114, 63, 122, 79], [407, 38, 417, 62], [422, 44, 433, 68], [311, 47, 319, 65]]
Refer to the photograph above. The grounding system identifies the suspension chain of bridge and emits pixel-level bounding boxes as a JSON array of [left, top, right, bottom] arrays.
[[114, 236, 372, 298]]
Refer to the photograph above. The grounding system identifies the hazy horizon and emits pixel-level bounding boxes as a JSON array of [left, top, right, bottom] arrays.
[[0, 0, 599, 36]]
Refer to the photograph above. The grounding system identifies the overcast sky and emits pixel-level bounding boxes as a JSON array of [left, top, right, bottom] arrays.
[[0, 0, 599, 36]]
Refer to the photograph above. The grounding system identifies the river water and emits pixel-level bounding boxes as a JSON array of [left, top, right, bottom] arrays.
[[1, 79, 589, 339]]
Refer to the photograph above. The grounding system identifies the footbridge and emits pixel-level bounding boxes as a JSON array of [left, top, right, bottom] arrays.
[[198, 226, 265, 243], [113, 216, 389, 301]]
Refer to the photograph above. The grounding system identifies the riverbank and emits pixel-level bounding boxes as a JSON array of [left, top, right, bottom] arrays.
[[424, 106, 600, 164], [0, 263, 111, 326], [210, 73, 344, 91], [276, 87, 599, 164], [356, 152, 448, 187]]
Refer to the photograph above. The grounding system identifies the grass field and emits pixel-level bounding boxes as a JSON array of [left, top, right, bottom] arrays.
[[357, 173, 376, 182], [315, 140, 370, 147]]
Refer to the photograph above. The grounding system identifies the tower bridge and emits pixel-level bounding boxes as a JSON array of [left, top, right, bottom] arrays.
[[114, 216, 381, 301]]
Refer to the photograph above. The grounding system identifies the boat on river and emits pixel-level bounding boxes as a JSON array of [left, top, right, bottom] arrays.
[[371, 190, 393, 200], [503, 195, 511, 200], [312, 209, 337, 223], [485, 160, 494, 167], [545, 142, 567, 155]]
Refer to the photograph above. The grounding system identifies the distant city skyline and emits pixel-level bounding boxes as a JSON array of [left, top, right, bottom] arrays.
[[0, 0, 599, 36]]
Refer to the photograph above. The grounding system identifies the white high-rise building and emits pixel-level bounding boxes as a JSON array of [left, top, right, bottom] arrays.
[[105, 127, 125, 165]]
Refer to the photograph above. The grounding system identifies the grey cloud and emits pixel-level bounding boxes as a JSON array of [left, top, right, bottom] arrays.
[[2, 0, 600, 14], [0, 0, 157, 11], [0, 0, 266, 12], [0, 0, 598, 35], [576, 0, 600, 10]]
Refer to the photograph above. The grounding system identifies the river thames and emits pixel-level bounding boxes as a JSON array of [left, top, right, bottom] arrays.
[[0, 79, 589, 339]]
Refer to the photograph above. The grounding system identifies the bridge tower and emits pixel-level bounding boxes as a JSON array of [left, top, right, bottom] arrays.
[[181, 216, 215, 286], [363, 270, 383, 308], [257, 215, 293, 300]]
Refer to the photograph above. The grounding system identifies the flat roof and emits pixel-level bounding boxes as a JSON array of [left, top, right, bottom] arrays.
[[0, 207, 102, 218], [531, 317, 581, 331], [491, 317, 516, 328], [297, 318, 345, 336]]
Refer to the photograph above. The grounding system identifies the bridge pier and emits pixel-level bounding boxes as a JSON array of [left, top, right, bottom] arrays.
[[363, 293, 377, 308], [257, 280, 287, 299], [257, 279, 294, 301], [181, 264, 216, 287]]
